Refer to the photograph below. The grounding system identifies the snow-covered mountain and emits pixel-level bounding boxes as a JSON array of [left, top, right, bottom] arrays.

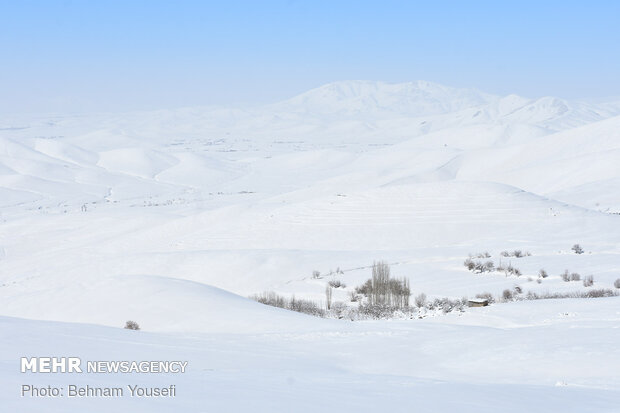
[[272, 80, 496, 116]]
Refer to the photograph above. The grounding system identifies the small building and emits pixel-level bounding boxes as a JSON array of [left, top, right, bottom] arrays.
[[468, 298, 489, 307]]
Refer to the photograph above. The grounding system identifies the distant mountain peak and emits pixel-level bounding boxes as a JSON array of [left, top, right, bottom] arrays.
[[274, 80, 498, 117]]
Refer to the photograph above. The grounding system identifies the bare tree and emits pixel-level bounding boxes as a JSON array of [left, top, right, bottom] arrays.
[[325, 285, 333, 310], [415, 293, 427, 308]]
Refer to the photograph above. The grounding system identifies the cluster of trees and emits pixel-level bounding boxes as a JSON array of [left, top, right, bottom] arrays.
[[355, 261, 410, 308]]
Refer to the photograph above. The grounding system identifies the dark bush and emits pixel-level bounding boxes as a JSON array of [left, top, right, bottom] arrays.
[[583, 289, 617, 298], [124, 320, 140, 330], [583, 275, 594, 287], [572, 244, 584, 254], [355, 279, 373, 296], [328, 279, 346, 288], [479, 261, 495, 273]]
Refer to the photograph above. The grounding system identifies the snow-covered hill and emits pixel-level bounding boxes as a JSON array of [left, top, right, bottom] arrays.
[[1, 80, 619, 412]]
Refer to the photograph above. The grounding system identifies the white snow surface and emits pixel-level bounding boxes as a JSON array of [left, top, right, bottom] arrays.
[[1, 80, 619, 412]]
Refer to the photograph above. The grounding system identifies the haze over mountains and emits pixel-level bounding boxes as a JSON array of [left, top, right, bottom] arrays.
[[1, 80, 619, 215]]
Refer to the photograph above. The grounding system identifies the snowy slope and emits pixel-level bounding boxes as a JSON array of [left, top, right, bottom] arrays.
[[3, 297, 619, 412]]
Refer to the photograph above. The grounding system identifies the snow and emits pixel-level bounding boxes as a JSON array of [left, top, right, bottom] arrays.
[[1, 80, 619, 411]]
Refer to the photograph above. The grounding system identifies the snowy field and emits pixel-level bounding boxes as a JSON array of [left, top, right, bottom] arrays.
[[1, 81, 619, 411]]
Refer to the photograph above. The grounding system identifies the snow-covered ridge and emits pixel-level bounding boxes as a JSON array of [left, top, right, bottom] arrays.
[[273, 80, 498, 116]]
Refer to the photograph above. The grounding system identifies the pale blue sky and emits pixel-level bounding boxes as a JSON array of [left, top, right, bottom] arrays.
[[1, 0, 619, 113]]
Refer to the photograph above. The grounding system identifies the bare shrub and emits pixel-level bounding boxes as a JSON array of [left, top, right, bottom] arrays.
[[572, 244, 584, 254], [312, 270, 321, 279], [349, 291, 359, 302], [356, 304, 415, 319], [584, 289, 618, 298], [524, 289, 618, 300], [329, 302, 349, 319], [252, 291, 286, 308], [570, 272, 581, 282], [500, 250, 531, 258], [355, 279, 372, 296], [290, 295, 326, 317], [124, 320, 140, 330], [471, 251, 491, 258], [251, 291, 325, 317], [583, 275, 594, 287], [465, 257, 495, 274], [502, 289, 514, 301], [328, 279, 346, 288], [436, 297, 466, 313], [472, 260, 494, 273], [415, 293, 427, 308], [482, 261, 495, 273], [509, 265, 521, 277], [615, 278, 620, 289], [475, 292, 495, 304], [424, 297, 466, 313], [514, 285, 522, 294], [561, 270, 570, 282], [539, 269, 548, 278], [499, 264, 521, 277]]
